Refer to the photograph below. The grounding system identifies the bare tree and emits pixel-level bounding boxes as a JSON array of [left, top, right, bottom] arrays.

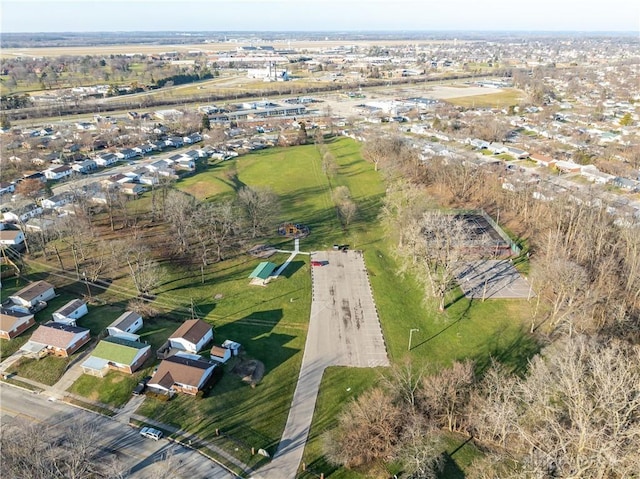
[[237, 186, 280, 239], [325, 387, 403, 469], [418, 360, 475, 432], [468, 337, 640, 479], [164, 189, 196, 255], [0, 418, 129, 479], [402, 211, 486, 312]]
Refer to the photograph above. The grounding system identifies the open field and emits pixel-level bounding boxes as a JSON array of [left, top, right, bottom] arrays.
[[445, 88, 523, 108]]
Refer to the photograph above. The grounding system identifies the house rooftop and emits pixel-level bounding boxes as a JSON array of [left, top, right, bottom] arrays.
[[0, 308, 34, 331], [170, 319, 212, 345], [54, 299, 86, 317], [30, 322, 89, 349], [109, 311, 141, 331], [12, 280, 54, 302], [92, 336, 148, 364], [152, 354, 215, 389]]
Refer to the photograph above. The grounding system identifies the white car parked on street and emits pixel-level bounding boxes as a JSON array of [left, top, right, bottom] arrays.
[[139, 426, 163, 441]]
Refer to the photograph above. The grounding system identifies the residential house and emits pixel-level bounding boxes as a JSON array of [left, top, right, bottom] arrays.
[[44, 165, 73, 181], [71, 159, 97, 174], [76, 122, 97, 131], [530, 153, 556, 167], [123, 170, 142, 183], [117, 148, 138, 160], [209, 345, 232, 363], [41, 192, 73, 211], [555, 161, 582, 174], [147, 352, 217, 396], [9, 280, 55, 308], [148, 141, 166, 152], [488, 142, 508, 154], [23, 172, 47, 184], [168, 319, 213, 353], [94, 153, 118, 167], [613, 177, 640, 191], [133, 144, 153, 156], [0, 182, 16, 196], [21, 322, 90, 358], [24, 217, 56, 233], [0, 308, 35, 339], [107, 311, 143, 341], [120, 182, 145, 196], [81, 336, 151, 376], [504, 146, 529, 159], [580, 165, 614, 185], [165, 137, 184, 148], [0, 228, 25, 247], [468, 138, 490, 149], [139, 174, 159, 186], [183, 133, 202, 144], [2, 203, 43, 223], [52, 299, 88, 326]]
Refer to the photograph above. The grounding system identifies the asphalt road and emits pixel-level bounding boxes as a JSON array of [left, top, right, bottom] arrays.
[[254, 250, 388, 479], [0, 383, 234, 479]]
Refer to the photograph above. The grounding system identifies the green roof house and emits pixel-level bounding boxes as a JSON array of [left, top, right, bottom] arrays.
[[81, 336, 151, 376], [248, 261, 277, 285]]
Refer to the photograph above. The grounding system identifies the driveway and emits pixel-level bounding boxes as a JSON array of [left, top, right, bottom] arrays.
[[255, 250, 389, 479]]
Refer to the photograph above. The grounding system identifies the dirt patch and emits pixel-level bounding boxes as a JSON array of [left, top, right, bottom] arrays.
[[231, 359, 265, 387]]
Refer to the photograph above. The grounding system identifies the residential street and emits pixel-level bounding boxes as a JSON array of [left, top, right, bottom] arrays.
[[0, 383, 236, 479]]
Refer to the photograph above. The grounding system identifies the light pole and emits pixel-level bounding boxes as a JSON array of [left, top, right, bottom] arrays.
[[408, 328, 419, 351]]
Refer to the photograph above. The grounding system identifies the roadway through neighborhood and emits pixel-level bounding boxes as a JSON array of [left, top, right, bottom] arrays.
[[0, 383, 235, 479], [255, 249, 389, 479]]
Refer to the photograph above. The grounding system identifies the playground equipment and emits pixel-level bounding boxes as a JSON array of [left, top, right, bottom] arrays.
[[277, 222, 310, 239]]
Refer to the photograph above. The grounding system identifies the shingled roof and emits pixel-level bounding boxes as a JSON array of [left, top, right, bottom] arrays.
[[169, 319, 212, 344]]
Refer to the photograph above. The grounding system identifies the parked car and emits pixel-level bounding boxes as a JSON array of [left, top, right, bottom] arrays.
[[132, 376, 152, 395], [140, 427, 163, 441]]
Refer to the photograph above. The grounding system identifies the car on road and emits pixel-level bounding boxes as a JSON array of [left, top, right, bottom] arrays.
[[132, 376, 152, 395], [139, 426, 163, 441]]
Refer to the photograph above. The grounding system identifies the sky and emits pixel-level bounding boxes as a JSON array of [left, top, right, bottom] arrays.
[[1, 0, 639, 33]]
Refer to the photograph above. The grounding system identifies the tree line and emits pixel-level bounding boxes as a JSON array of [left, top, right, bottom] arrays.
[[328, 134, 640, 477]]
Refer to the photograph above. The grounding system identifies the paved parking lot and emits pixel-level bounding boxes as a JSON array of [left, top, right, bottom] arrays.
[[310, 249, 390, 368], [455, 259, 534, 299]]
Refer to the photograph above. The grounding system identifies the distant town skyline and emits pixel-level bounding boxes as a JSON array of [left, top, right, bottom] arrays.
[[2, 0, 639, 33]]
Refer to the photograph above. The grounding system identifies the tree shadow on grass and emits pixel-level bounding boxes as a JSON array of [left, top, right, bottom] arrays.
[[472, 328, 541, 377]]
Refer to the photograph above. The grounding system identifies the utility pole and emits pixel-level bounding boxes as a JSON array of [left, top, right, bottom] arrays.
[[408, 328, 419, 351]]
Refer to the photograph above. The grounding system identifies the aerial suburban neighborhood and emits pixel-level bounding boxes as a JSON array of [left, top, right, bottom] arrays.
[[1, 1, 639, 478]]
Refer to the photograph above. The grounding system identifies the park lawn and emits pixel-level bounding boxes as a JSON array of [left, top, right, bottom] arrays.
[[69, 370, 141, 407], [12, 354, 69, 386], [176, 160, 237, 200], [446, 89, 522, 108]]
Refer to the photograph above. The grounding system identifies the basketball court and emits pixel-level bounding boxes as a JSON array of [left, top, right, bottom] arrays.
[[455, 259, 534, 299]]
